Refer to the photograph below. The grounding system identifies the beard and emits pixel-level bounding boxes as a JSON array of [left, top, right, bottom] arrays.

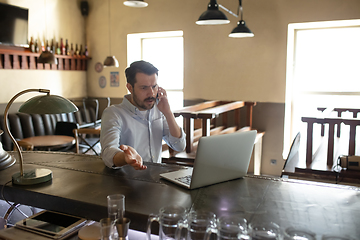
[[132, 92, 156, 110]]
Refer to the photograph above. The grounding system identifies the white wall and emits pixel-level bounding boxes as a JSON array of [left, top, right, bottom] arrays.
[[85, 0, 360, 103], [0, 0, 87, 104]]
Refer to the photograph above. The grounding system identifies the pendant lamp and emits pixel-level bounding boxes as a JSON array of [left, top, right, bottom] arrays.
[[104, 0, 119, 67], [38, 50, 57, 64], [123, 0, 148, 8], [38, 0, 58, 64], [229, 0, 254, 38], [196, 0, 230, 25]]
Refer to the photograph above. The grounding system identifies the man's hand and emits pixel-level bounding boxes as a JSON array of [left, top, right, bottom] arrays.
[[155, 86, 182, 138], [156, 87, 171, 115], [119, 145, 147, 170]]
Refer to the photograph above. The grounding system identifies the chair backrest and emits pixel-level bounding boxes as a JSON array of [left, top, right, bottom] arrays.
[[55, 122, 79, 137], [282, 132, 301, 174]]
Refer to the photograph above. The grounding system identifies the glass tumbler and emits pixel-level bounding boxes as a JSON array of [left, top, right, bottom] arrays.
[[107, 194, 125, 222], [175, 210, 216, 240], [249, 221, 282, 240], [205, 215, 249, 240], [146, 205, 187, 240]]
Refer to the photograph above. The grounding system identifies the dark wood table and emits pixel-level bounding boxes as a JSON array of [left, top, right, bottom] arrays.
[[21, 135, 75, 150], [0, 152, 359, 238]]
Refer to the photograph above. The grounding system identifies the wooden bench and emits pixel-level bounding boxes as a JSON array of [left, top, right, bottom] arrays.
[[173, 100, 256, 153], [163, 100, 264, 175], [302, 116, 360, 168]]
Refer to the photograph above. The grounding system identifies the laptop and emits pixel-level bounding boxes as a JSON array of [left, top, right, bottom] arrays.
[[160, 130, 257, 189]]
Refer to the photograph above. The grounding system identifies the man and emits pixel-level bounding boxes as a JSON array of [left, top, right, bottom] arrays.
[[100, 60, 186, 170]]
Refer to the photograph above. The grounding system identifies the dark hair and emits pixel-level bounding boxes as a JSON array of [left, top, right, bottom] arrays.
[[125, 60, 159, 86]]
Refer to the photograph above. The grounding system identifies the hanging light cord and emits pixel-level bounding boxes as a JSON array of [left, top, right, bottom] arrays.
[[44, 0, 47, 45], [239, 0, 243, 20], [108, 0, 111, 55]]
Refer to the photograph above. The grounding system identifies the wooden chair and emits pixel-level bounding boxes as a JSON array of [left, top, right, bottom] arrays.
[[164, 100, 264, 175], [302, 117, 360, 168], [173, 100, 257, 153], [73, 127, 101, 155], [281, 132, 301, 177]]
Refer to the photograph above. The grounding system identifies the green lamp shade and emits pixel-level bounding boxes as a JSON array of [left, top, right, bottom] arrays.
[[19, 95, 78, 114], [229, 20, 254, 38]]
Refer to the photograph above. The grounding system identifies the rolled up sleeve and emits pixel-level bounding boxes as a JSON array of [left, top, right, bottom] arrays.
[[164, 126, 186, 152], [100, 107, 123, 169]]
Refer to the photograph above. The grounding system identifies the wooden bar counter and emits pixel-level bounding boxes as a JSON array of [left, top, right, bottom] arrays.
[[0, 152, 358, 238]]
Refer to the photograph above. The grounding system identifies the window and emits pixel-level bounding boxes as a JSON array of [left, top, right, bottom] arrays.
[[127, 31, 184, 116], [284, 20, 360, 160]]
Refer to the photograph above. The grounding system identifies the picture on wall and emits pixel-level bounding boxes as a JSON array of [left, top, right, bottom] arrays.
[[110, 72, 119, 87], [98, 76, 106, 88]]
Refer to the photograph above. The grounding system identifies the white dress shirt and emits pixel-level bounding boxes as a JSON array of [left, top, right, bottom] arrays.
[[100, 95, 186, 168]]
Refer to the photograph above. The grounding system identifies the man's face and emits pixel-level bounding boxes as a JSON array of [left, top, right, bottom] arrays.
[[127, 72, 158, 111]]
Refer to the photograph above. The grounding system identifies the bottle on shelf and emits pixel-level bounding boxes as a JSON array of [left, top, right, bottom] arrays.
[[51, 39, 55, 53], [84, 45, 88, 57], [70, 43, 74, 56], [45, 40, 50, 51], [60, 38, 65, 55], [79, 44, 83, 56], [65, 39, 70, 56], [29, 37, 35, 52], [75, 44, 79, 56], [56, 41, 60, 55], [34, 39, 39, 53], [41, 40, 45, 52]]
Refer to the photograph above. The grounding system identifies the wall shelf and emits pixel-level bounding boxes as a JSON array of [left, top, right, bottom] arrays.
[[0, 45, 90, 71]]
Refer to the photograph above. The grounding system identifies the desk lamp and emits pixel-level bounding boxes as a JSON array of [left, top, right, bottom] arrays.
[[0, 130, 16, 170], [3, 89, 78, 185]]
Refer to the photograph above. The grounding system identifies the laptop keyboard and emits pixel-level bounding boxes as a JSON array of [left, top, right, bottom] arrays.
[[175, 175, 192, 185]]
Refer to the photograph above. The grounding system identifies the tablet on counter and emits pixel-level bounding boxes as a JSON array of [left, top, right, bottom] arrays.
[[15, 210, 87, 239]]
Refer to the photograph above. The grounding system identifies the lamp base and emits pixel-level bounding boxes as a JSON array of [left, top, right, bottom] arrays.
[[12, 168, 52, 185]]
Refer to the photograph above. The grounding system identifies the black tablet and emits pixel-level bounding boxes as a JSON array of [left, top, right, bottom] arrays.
[[15, 210, 87, 239]]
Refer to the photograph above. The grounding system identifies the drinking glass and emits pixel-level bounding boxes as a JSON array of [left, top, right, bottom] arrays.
[[205, 215, 249, 240], [146, 205, 187, 240], [107, 194, 125, 222], [175, 210, 216, 240], [322, 235, 356, 240], [283, 227, 316, 240], [107, 194, 125, 239], [100, 218, 113, 240], [249, 221, 281, 240]]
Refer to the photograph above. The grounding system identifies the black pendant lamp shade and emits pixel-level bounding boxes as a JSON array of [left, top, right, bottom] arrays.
[[229, 20, 254, 38], [196, 0, 230, 25], [229, 0, 254, 38]]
